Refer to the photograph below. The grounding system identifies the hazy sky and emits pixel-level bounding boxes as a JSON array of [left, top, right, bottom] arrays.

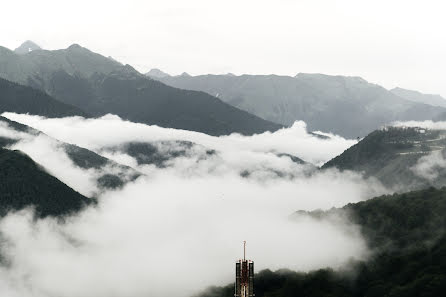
[[2, 0, 445, 96]]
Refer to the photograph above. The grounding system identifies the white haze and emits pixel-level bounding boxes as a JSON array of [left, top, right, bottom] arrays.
[[411, 150, 446, 181], [0, 113, 388, 297], [2, 113, 356, 166]]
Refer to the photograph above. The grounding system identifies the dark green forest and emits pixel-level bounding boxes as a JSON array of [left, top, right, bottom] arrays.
[[0, 148, 91, 218], [323, 127, 436, 172], [197, 187, 446, 297], [322, 127, 446, 190], [0, 77, 87, 118]]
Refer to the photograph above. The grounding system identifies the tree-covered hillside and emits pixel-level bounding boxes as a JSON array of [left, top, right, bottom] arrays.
[[197, 187, 446, 297], [0, 148, 91, 217], [323, 126, 446, 191], [0, 116, 140, 190], [0, 77, 88, 117]]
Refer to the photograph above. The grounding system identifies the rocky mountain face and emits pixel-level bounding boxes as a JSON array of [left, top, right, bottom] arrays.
[[0, 43, 123, 85]]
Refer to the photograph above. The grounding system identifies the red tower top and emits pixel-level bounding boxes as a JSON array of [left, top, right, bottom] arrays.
[[235, 241, 254, 297]]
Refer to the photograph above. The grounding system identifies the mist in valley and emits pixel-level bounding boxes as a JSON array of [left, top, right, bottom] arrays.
[[0, 113, 390, 297]]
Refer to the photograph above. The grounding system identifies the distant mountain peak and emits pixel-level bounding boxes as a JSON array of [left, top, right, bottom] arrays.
[[146, 68, 170, 78], [67, 43, 85, 50], [14, 40, 42, 54], [66, 43, 96, 54], [392, 87, 407, 92], [391, 87, 446, 108], [180, 72, 191, 77], [108, 64, 142, 79]]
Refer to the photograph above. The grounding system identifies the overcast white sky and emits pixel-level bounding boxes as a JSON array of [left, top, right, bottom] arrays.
[[2, 0, 445, 96]]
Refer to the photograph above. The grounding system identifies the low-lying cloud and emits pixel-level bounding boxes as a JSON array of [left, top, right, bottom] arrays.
[[2, 113, 356, 166], [0, 113, 388, 297], [411, 150, 446, 181]]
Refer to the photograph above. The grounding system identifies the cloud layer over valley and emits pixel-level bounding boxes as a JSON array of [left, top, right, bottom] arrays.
[[0, 113, 388, 297]]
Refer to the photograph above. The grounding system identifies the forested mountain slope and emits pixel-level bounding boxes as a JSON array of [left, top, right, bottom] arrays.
[[0, 77, 87, 117], [323, 126, 446, 191], [197, 187, 446, 297], [0, 147, 91, 217], [0, 116, 140, 191]]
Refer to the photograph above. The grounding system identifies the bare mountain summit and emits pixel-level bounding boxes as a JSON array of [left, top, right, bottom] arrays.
[[146, 68, 170, 78], [14, 40, 42, 54]]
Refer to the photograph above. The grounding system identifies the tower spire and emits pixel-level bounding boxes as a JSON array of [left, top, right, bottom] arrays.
[[243, 241, 246, 261], [235, 241, 254, 297]]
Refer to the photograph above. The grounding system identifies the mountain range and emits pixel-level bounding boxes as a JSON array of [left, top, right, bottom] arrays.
[[0, 42, 281, 136], [154, 72, 446, 138], [3, 41, 446, 138]]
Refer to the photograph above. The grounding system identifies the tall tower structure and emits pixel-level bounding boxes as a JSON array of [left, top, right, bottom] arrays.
[[235, 241, 254, 297]]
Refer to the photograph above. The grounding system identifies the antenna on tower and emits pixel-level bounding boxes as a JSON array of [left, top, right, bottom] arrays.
[[243, 241, 246, 261]]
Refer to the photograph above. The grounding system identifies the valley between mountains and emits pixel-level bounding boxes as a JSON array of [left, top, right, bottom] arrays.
[[0, 41, 446, 297]]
